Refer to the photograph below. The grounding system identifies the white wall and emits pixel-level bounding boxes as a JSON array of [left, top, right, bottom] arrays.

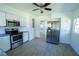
[[0, 27, 5, 34], [60, 17, 71, 44], [34, 15, 51, 38], [34, 17, 40, 37], [28, 14, 35, 40], [70, 8, 79, 55], [71, 31, 79, 55]]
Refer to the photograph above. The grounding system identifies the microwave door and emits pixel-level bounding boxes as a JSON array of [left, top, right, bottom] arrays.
[[6, 20, 20, 27], [8, 23, 11, 27]]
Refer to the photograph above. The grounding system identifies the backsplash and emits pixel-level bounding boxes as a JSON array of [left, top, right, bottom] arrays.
[[18, 27, 28, 32], [0, 27, 5, 34]]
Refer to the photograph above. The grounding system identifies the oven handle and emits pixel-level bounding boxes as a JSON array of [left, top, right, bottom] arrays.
[[12, 34, 22, 36]]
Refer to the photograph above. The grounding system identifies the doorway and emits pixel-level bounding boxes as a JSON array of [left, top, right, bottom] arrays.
[[40, 21, 46, 41]]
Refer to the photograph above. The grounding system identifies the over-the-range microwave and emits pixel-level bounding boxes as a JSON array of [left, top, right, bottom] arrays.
[[6, 20, 20, 27]]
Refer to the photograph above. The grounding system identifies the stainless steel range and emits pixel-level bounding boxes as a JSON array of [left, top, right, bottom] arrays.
[[5, 28, 23, 49]]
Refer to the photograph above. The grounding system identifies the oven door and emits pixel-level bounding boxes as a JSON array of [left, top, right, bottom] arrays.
[[11, 34, 23, 43]]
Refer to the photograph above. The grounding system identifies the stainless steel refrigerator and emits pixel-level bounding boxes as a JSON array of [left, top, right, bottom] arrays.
[[46, 21, 60, 44]]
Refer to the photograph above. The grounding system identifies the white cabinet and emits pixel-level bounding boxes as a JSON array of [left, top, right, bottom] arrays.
[[23, 32, 29, 42], [0, 12, 6, 26], [19, 17, 24, 26], [0, 35, 10, 52], [6, 13, 28, 26], [6, 13, 14, 21], [6, 13, 20, 21], [15, 15, 20, 21], [19, 16, 27, 26]]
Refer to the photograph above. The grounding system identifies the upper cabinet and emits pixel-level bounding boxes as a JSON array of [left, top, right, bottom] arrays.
[[0, 11, 6, 26], [6, 13, 19, 21], [6, 13, 14, 21], [19, 16, 27, 26], [0, 11, 28, 27]]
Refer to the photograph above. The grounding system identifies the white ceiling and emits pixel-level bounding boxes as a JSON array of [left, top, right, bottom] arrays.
[[3, 3, 79, 16]]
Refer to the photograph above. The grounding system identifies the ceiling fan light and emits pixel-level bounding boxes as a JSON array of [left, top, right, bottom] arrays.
[[41, 10, 43, 13]]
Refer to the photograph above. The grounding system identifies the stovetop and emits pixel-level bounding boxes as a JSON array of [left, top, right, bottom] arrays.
[[5, 28, 23, 36], [10, 32, 23, 35], [5, 30, 23, 35]]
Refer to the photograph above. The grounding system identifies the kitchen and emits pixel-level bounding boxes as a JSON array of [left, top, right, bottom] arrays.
[[0, 11, 32, 52], [0, 3, 79, 56]]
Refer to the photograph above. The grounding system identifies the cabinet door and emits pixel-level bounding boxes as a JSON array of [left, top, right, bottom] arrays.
[[19, 17, 24, 26], [19, 17, 27, 26], [23, 32, 28, 42], [0, 36, 10, 51], [6, 13, 14, 21], [14, 15, 20, 21], [0, 12, 6, 26]]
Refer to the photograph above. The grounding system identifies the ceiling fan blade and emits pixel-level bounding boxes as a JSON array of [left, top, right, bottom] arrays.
[[43, 3, 51, 7], [33, 3, 40, 7], [45, 8, 52, 11], [32, 9, 39, 11]]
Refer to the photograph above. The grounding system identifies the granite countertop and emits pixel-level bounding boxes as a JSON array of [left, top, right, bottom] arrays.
[[0, 34, 9, 37], [19, 31, 29, 33], [22, 31, 29, 32]]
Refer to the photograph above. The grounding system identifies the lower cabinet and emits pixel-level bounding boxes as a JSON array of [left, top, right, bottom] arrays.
[[0, 35, 10, 52], [23, 32, 29, 43]]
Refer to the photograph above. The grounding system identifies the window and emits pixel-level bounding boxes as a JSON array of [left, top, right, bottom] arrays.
[[74, 18, 79, 33]]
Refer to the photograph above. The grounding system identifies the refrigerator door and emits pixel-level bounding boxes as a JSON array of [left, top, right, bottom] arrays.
[[51, 21, 60, 44], [46, 27, 52, 43], [52, 29, 60, 44]]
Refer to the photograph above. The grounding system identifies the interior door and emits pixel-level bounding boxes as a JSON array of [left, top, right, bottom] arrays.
[[40, 21, 46, 41]]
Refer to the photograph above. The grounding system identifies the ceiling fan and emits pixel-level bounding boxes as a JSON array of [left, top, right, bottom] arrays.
[[32, 3, 52, 13]]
